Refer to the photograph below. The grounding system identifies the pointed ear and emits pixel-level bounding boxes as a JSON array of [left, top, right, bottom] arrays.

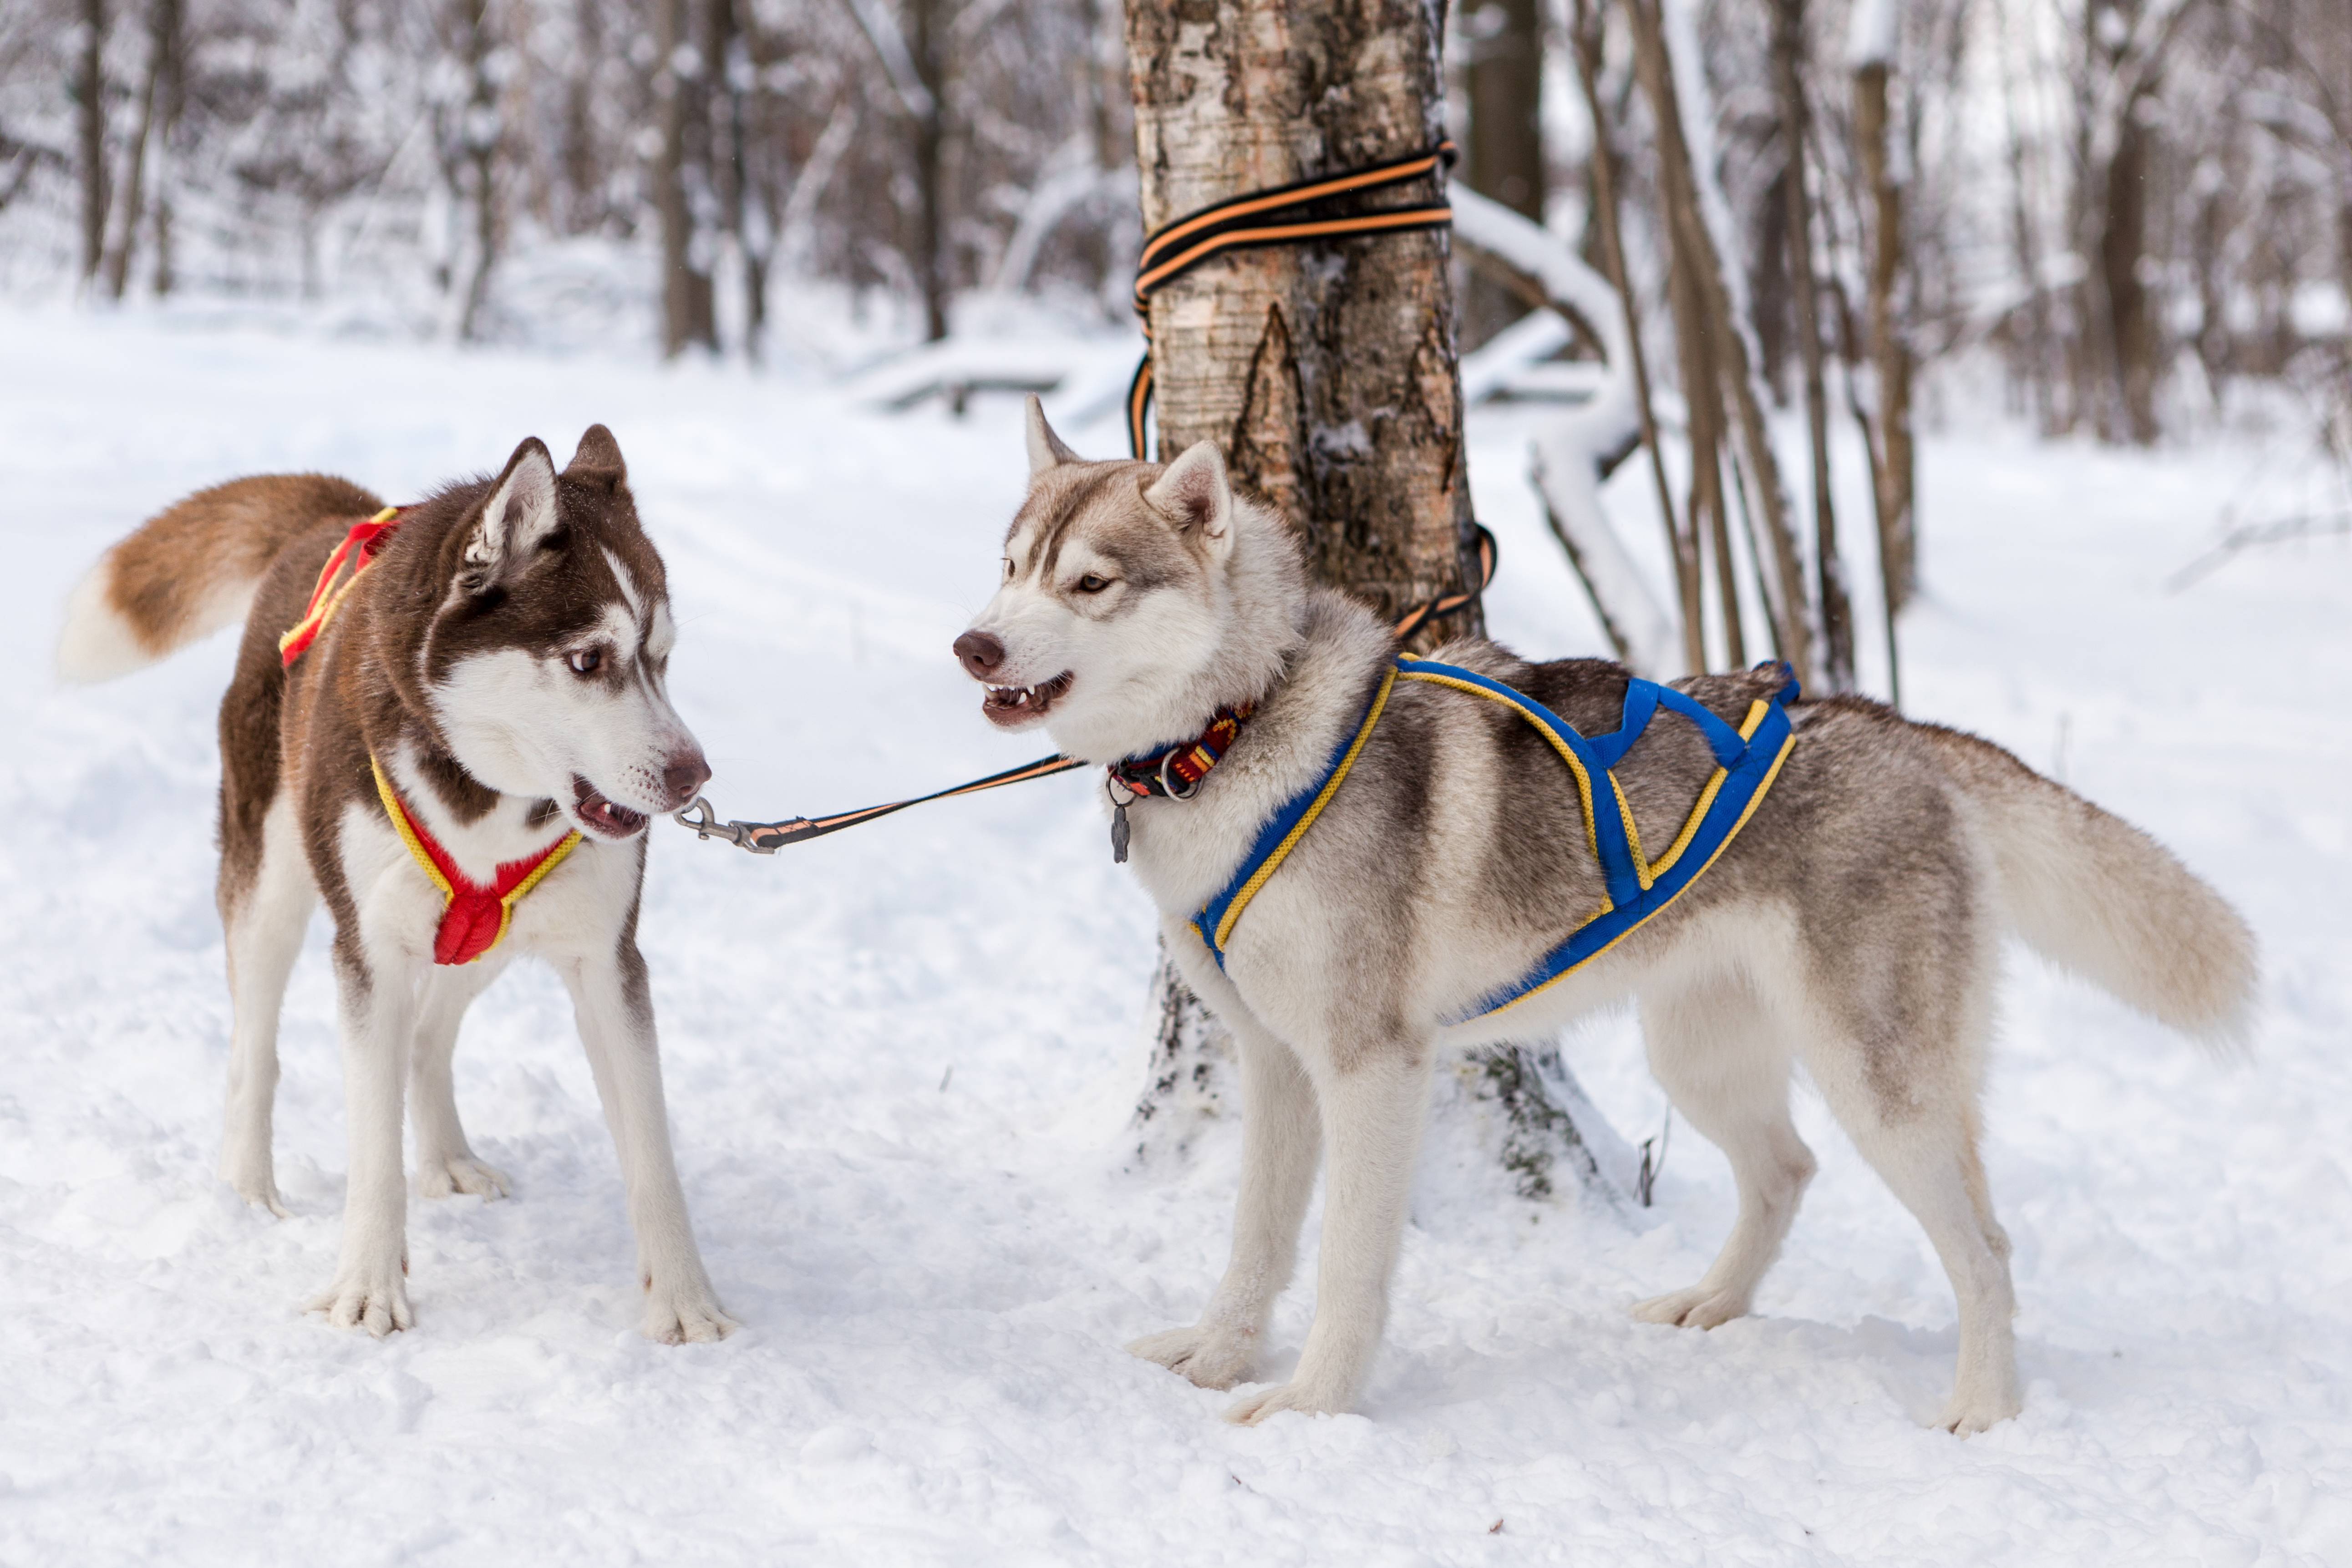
[[564, 423, 627, 483], [1143, 440, 1235, 560], [1025, 395, 1082, 476], [459, 437, 559, 590]]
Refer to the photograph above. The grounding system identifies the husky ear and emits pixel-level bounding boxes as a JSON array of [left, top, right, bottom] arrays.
[[1025, 395, 1082, 477], [564, 423, 627, 484], [460, 437, 560, 591], [1143, 440, 1234, 560]]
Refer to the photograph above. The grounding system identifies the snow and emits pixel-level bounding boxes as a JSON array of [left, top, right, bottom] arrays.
[[4, 303, 2351, 1566]]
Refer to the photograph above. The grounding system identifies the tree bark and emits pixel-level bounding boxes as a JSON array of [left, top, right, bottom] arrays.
[[1769, 0, 1854, 693], [1568, 0, 1702, 676], [1123, 0, 1626, 1203], [655, 0, 717, 356], [78, 0, 108, 285], [908, 0, 950, 342], [1462, 0, 1544, 349], [1622, 0, 1813, 687], [1856, 54, 1917, 609]]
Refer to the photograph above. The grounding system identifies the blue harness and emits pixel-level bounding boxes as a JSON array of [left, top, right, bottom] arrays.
[[1192, 658, 1801, 1021]]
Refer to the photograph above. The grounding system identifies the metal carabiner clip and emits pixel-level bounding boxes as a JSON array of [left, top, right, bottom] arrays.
[[671, 796, 765, 853]]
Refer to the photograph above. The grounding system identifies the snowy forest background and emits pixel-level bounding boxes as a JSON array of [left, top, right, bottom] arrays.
[[5, 0, 2349, 461]]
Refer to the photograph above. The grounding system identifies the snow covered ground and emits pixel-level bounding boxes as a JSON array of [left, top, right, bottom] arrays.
[[2, 303, 2347, 1566]]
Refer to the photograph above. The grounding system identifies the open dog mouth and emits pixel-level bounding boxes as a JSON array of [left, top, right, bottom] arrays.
[[571, 775, 650, 838], [981, 671, 1073, 726]]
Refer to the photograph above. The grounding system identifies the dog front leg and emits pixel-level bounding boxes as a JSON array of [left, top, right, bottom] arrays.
[[1129, 1017, 1320, 1390], [410, 959, 510, 1200], [310, 946, 418, 1334], [558, 944, 734, 1344], [1226, 1049, 1435, 1425]]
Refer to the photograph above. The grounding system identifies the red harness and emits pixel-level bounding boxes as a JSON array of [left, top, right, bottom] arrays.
[[370, 758, 581, 966], [276, 508, 581, 965], [278, 507, 403, 666]]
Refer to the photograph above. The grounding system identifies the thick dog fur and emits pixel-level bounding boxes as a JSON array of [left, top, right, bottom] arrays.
[[59, 430, 734, 1342], [958, 398, 2258, 1435]]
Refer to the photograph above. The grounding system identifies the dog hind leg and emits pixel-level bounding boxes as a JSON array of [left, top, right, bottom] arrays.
[[1632, 971, 1817, 1330], [1225, 1047, 1436, 1425], [410, 959, 511, 1199], [1788, 963, 2021, 1435], [218, 795, 315, 1218], [1130, 1013, 1321, 1390], [559, 944, 733, 1344]]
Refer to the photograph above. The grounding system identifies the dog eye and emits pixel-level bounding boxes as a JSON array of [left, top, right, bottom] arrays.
[[568, 648, 602, 675], [1076, 574, 1112, 594]]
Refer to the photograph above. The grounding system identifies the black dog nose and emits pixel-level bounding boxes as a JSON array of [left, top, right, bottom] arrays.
[[663, 752, 711, 809], [954, 629, 1006, 680]]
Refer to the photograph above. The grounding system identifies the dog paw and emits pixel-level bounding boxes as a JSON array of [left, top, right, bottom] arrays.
[[642, 1280, 737, 1345], [417, 1152, 510, 1201], [1631, 1285, 1751, 1330], [1935, 1385, 2022, 1437], [1128, 1324, 1253, 1390], [1223, 1380, 1347, 1426], [308, 1271, 414, 1336], [219, 1152, 289, 1219]]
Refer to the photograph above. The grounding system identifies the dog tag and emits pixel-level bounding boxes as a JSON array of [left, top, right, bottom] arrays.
[[1111, 802, 1131, 863]]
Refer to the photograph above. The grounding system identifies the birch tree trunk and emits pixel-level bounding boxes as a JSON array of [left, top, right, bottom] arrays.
[[1122, 0, 1632, 1204]]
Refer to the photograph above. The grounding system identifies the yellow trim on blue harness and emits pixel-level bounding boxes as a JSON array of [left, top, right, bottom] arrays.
[[1192, 657, 1800, 1022]]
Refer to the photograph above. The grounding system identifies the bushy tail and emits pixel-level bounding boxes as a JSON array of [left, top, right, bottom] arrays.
[[1924, 724, 2257, 1054], [56, 473, 384, 683]]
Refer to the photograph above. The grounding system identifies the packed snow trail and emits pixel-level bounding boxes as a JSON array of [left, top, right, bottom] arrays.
[[1, 307, 2347, 1566]]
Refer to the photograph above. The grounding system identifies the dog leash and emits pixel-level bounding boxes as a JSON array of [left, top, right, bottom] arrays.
[[671, 524, 1496, 856], [1126, 141, 1457, 460]]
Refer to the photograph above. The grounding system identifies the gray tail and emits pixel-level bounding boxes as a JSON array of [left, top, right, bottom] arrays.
[[1924, 723, 2257, 1055]]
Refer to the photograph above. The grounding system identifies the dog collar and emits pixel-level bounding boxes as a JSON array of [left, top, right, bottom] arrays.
[[279, 507, 405, 667], [370, 756, 582, 965], [1106, 704, 1254, 804], [1102, 703, 1253, 864]]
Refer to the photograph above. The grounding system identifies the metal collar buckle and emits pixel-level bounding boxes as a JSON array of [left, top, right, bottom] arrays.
[[1157, 751, 1202, 801]]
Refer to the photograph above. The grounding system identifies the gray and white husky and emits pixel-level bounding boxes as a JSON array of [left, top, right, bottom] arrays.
[[957, 399, 2255, 1435], [58, 429, 733, 1342]]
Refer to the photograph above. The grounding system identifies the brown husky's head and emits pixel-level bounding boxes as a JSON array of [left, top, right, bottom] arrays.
[[412, 426, 707, 839], [953, 399, 1305, 763]]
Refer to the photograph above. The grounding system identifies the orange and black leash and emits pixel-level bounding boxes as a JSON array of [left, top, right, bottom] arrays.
[[677, 138, 1487, 858], [1126, 141, 1456, 461]]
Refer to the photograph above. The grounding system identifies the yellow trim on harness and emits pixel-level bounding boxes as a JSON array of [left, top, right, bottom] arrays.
[[1483, 723, 1797, 1018], [1209, 665, 1397, 953], [1643, 699, 1770, 883], [369, 754, 584, 962], [1394, 667, 1622, 912], [372, 755, 456, 903], [277, 506, 399, 662]]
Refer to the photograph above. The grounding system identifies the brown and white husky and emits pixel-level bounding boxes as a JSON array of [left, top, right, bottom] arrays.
[[57, 427, 733, 1343]]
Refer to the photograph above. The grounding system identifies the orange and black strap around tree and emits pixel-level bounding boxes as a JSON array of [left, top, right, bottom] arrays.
[[672, 522, 1498, 858], [1126, 141, 1458, 461]]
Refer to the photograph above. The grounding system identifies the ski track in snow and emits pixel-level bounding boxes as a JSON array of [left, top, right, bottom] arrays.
[[1, 306, 2347, 1566]]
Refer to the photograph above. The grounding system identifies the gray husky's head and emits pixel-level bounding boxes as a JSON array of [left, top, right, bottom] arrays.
[[955, 400, 1304, 762]]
